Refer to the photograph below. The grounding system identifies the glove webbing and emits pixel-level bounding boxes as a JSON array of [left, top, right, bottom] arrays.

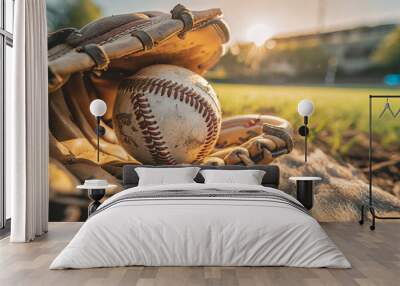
[[131, 30, 154, 51], [263, 123, 294, 152], [76, 44, 110, 75], [48, 28, 80, 50], [170, 4, 194, 38]]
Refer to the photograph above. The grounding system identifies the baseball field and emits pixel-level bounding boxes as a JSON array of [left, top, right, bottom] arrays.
[[213, 83, 400, 156]]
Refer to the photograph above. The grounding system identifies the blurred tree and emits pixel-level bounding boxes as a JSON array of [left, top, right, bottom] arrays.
[[47, 0, 102, 32], [210, 43, 265, 80], [372, 26, 400, 70], [210, 39, 329, 82]]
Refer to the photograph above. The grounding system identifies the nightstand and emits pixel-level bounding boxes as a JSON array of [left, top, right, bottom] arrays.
[[77, 180, 117, 216], [289, 177, 321, 210]]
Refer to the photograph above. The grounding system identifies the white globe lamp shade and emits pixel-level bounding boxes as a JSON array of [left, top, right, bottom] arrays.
[[297, 99, 314, 117], [90, 99, 107, 117]]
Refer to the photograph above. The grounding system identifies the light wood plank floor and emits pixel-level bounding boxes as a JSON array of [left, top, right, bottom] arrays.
[[0, 222, 399, 286]]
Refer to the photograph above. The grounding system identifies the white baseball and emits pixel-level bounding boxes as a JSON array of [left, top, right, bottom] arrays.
[[113, 64, 222, 165]]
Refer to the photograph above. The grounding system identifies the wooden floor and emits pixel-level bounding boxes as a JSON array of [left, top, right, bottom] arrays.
[[0, 222, 399, 286]]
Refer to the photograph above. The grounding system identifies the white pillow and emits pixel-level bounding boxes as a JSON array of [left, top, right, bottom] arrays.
[[200, 169, 266, 185], [135, 167, 200, 186]]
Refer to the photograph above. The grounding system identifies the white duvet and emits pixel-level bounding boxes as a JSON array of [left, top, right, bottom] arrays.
[[50, 183, 351, 269]]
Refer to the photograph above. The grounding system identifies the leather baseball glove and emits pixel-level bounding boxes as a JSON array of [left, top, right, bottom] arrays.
[[48, 4, 294, 219]]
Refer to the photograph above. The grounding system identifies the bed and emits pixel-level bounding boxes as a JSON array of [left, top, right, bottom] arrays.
[[50, 165, 350, 269]]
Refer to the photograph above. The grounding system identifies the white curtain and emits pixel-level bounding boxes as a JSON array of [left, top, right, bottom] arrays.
[[8, 0, 49, 242]]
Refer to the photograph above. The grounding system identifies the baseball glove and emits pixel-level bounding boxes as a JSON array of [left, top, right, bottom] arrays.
[[47, 4, 294, 219], [208, 115, 294, 165], [48, 4, 231, 218], [49, 3, 229, 162]]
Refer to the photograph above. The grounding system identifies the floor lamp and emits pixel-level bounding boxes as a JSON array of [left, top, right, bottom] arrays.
[[89, 99, 107, 162], [297, 99, 314, 163]]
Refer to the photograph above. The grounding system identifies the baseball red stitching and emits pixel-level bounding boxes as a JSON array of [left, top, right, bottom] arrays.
[[120, 77, 220, 164], [119, 81, 177, 165]]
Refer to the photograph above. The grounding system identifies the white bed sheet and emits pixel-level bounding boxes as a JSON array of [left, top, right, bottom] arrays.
[[50, 183, 350, 269]]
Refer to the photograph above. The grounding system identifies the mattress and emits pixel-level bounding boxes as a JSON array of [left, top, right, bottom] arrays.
[[50, 183, 351, 269]]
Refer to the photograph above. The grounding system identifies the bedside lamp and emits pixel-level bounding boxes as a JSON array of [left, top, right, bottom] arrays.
[[90, 99, 107, 162], [297, 99, 314, 163]]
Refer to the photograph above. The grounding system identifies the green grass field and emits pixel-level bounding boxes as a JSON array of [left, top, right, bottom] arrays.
[[213, 83, 400, 155]]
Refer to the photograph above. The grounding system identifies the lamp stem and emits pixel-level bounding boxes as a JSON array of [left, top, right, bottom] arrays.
[[305, 128, 307, 163], [304, 116, 308, 163], [97, 116, 100, 163]]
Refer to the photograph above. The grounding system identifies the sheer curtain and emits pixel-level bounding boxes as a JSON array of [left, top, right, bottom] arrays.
[[8, 0, 49, 242]]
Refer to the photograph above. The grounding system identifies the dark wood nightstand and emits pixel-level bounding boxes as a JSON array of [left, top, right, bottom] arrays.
[[289, 177, 321, 210]]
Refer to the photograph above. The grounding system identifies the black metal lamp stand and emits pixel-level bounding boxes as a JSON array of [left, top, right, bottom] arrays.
[[298, 116, 310, 162], [95, 116, 106, 162]]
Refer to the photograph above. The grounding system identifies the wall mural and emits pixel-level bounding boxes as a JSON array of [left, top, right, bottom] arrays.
[[47, 0, 400, 222]]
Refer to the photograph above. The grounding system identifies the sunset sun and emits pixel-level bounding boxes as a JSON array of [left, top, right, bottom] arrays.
[[246, 23, 275, 46]]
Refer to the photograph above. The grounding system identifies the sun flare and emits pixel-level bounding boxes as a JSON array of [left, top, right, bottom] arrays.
[[246, 23, 275, 46]]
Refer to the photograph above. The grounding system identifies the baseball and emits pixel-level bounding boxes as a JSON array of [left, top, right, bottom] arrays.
[[113, 64, 222, 165]]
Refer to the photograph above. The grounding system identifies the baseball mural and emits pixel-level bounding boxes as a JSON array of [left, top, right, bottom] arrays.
[[113, 64, 222, 165], [47, 1, 400, 222]]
